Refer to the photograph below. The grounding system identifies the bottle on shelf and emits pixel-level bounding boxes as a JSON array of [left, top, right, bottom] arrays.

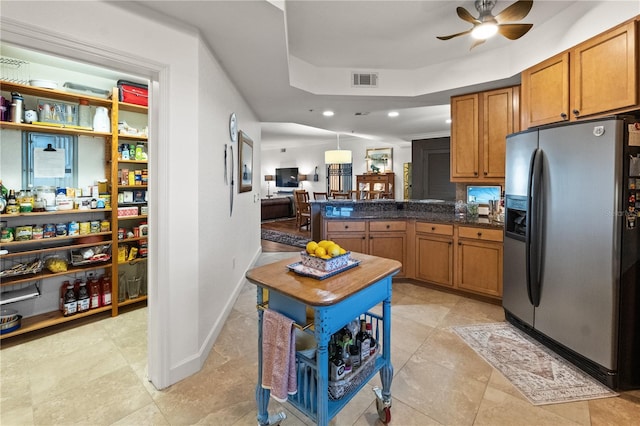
[[89, 276, 101, 309], [77, 280, 90, 313], [100, 275, 112, 306], [356, 319, 371, 363], [5, 189, 19, 214], [329, 335, 346, 381], [63, 282, 77, 317], [366, 322, 376, 356]]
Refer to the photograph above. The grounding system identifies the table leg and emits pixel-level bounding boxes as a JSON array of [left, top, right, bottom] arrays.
[[256, 287, 270, 425], [315, 309, 330, 426], [380, 296, 393, 401]]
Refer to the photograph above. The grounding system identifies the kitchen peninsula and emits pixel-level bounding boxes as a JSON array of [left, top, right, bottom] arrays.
[[312, 200, 504, 300]]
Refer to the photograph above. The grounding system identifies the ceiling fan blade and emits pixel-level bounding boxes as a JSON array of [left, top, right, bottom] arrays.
[[495, 0, 533, 24], [470, 39, 486, 50], [498, 23, 533, 40], [437, 29, 473, 41], [456, 6, 480, 24]]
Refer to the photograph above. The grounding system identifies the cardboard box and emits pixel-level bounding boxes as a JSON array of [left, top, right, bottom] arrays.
[[117, 206, 138, 217]]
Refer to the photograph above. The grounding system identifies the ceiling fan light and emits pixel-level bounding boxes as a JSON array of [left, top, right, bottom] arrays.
[[471, 22, 498, 40]]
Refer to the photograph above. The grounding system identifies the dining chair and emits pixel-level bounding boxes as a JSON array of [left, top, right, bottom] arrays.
[[330, 190, 349, 199], [293, 189, 311, 230], [313, 192, 328, 200]]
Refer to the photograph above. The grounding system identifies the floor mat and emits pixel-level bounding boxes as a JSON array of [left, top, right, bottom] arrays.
[[452, 322, 618, 405], [261, 229, 310, 248]]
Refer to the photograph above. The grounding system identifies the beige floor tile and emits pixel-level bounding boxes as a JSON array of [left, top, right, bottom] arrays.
[[391, 355, 488, 425], [588, 393, 640, 425], [352, 397, 443, 426], [414, 328, 493, 384], [474, 385, 582, 425], [33, 365, 152, 425], [29, 338, 129, 404], [110, 402, 169, 426]]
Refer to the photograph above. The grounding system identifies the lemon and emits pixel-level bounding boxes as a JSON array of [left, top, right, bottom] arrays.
[[326, 244, 341, 257], [317, 240, 331, 249], [306, 241, 318, 254], [314, 246, 327, 257], [339, 248, 347, 255], [320, 254, 332, 260]]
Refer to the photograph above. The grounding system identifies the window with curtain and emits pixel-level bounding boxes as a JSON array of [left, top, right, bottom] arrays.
[[327, 163, 352, 193]]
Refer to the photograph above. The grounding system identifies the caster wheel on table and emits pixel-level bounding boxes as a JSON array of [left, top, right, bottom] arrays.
[[373, 387, 392, 424]]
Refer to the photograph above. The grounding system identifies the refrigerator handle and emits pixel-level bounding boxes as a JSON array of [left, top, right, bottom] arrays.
[[526, 148, 543, 307]]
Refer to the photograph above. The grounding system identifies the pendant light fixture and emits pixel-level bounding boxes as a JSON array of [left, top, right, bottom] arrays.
[[324, 133, 352, 164]]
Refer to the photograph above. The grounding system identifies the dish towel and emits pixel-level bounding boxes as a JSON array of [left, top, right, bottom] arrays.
[[261, 309, 297, 402]]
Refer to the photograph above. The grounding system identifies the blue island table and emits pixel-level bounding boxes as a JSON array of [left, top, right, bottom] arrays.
[[245, 252, 401, 426]]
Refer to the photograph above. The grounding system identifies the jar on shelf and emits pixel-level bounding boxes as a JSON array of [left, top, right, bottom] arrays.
[[78, 99, 91, 128], [92, 106, 110, 132]]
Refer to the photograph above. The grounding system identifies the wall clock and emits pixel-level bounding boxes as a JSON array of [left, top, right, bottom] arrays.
[[229, 112, 238, 143]]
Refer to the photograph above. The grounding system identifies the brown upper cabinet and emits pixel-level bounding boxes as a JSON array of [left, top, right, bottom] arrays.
[[521, 19, 638, 129], [451, 86, 519, 182]]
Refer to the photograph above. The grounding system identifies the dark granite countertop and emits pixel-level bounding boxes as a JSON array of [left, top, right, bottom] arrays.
[[312, 199, 504, 230]]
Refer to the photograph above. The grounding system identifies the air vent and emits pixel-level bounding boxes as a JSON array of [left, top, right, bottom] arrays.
[[351, 72, 378, 88]]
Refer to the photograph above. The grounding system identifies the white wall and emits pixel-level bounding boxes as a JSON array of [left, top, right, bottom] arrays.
[[1, 0, 261, 389], [261, 137, 411, 199]]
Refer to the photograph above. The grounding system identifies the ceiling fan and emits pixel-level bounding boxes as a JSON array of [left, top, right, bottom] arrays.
[[437, 0, 534, 49]]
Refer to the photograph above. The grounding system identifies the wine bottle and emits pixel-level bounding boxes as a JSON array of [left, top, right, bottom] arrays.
[[356, 319, 371, 363]]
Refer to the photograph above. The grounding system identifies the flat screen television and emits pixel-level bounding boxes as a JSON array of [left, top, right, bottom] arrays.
[[275, 167, 299, 188]]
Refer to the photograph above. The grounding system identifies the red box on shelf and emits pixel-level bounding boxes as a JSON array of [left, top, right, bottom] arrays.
[[117, 206, 139, 217]]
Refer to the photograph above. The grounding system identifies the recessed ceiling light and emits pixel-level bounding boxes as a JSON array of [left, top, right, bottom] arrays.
[[387, 111, 399, 117], [323, 110, 334, 117], [445, 118, 452, 124]]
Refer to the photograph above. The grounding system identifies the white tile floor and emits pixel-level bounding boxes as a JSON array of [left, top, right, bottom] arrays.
[[2, 252, 639, 425]]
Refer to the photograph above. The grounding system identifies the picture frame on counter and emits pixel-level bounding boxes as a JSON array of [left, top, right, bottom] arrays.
[[238, 130, 253, 193]]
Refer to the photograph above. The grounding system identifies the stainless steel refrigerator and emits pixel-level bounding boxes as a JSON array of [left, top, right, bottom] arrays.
[[503, 117, 640, 390]]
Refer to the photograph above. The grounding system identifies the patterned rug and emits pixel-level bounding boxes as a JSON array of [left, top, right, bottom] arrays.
[[452, 322, 618, 405], [261, 229, 310, 248]]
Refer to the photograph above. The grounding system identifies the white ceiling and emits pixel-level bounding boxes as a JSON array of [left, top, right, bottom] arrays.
[[27, 1, 640, 148]]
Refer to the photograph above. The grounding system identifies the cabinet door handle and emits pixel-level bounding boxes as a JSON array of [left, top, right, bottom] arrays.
[[483, 171, 487, 176], [477, 232, 482, 237], [386, 224, 390, 229], [458, 242, 462, 246], [474, 171, 478, 176], [448, 242, 452, 246], [362, 236, 366, 240], [560, 112, 568, 120], [431, 226, 436, 231], [572, 109, 580, 117], [344, 225, 349, 229]]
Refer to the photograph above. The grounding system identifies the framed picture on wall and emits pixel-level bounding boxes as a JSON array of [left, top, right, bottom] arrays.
[[238, 130, 253, 193], [366, 147, 392, 173]]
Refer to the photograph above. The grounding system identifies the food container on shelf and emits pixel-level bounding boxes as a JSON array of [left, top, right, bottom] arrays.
[[295, 329, 316, 359], [300, 250, 351, 272], [0, 315, 22, 335]]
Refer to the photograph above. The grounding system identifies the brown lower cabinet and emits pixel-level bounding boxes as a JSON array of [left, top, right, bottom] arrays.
[[325, 220, 407, 277], [322, 218, 503, 299], [456, 226, 503, 298]]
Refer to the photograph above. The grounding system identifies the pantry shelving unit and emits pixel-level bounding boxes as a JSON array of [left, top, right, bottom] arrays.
[[0, 82, 149, 339]]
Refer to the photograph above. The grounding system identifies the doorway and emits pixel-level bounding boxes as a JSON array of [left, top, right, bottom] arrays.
[[411, 137, 456, 201]]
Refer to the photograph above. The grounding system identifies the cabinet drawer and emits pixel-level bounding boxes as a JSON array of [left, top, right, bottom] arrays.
[[369, 221, 406, 232], [326, 221, 366, 233], [415, 222, 454, 236], [458, 226, 503, 242]]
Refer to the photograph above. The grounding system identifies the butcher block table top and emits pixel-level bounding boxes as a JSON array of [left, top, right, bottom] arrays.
[[245, 252, 401, 307]]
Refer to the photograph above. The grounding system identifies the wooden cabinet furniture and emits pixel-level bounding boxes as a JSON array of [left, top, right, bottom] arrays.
[[112, 98, 149, 309], [325, 219, 406, 277], [356, 173, 394, 198], [0, 82, 148, 339], [450, 86, 519, 182], [455, 226, 503, 298], [322, 216, 504, 299], [414, 222, 454, 287], [520, 52, 569, 128], [521, 19, 638, 129]]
